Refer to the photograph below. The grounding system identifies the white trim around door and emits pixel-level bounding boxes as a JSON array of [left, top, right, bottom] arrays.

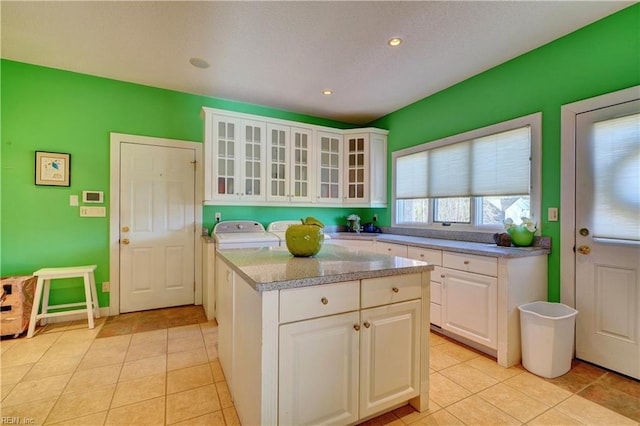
[[560, 86, 640, 307], [109, 133, 203, 316]]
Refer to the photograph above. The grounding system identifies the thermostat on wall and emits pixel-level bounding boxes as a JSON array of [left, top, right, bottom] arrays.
[[83, 191, 104, 203]]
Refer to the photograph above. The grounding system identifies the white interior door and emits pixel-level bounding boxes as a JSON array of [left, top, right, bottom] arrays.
[[575, 100, 640, 379], [120, 142, 196, 313]]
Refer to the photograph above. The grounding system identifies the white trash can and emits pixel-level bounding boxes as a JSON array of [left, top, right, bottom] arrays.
[[518, 301, 578, 378]]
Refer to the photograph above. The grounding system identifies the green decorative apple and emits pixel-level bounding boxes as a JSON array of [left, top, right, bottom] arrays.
[[285, 217, 325, 257]]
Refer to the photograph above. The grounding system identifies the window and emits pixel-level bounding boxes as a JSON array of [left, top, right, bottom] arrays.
[[392, 113, 541, 231]]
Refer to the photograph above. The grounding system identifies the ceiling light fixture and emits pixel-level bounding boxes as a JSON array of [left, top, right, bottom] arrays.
[[189, 57, 210, 69], [388, 37, 403, 47], [322, 89, 333, 96]]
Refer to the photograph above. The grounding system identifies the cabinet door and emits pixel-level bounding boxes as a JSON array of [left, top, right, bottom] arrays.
[[279, 312, 359, 426], [240, 120, 266, 201], [266, 123, 289, 202], [442, 268, 497, 349], [344, 134, 369, 204], [360, 300, 421, 418], [290, 127, 313, 203], [212, 116, 241, 201], [316, 132, 343, 204]]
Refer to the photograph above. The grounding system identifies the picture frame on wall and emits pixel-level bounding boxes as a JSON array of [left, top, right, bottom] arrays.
[[35, 151, 71, 187]]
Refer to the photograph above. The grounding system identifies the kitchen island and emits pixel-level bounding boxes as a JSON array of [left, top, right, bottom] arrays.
[[216, 244, 434, 426]]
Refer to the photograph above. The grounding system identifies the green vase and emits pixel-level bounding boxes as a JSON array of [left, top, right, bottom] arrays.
[[285, 221, 324, 257], [507, 225, 535, 247]]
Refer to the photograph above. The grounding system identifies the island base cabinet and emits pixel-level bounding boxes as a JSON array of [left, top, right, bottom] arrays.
[[360, 300, 421, 419], [279, 312, 360, 426], [278, 300, 421, 425]]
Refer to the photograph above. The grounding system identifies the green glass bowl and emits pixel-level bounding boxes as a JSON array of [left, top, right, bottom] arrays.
[[507, 225, 535, 247], [285, 225, 324, 257]]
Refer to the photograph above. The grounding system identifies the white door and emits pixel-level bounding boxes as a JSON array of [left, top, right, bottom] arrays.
[[575, 100, 640, 379], [120, 142, 196, 313]]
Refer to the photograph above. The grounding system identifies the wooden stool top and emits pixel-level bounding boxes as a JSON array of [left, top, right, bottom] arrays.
[[33, 265, 97, 278]]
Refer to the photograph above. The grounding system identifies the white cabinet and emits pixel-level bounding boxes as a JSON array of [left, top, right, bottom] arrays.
[[375, 241, 408, 257], [276, 274, 425, 425], [360, 300, 420, 418], [279, 311, 360, 426], [202, 108, 387, 207], [325, 238, 375, 251], [316, 131, 343, 204], [442, 266, 498, 350], [216, 257, 235, 395], [343, 131, 387, 207], [407, 247, 443, 327], [441, 252, 498, 350], [204, 114, 266, 202], [266, 124, 314, 203]]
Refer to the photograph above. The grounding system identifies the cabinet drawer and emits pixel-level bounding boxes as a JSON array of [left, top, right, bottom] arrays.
[[407, 247, 442, 266], [361, 273, 421, 308], [430, 281, 442, 304], [443, 252, 497, 276], [280, 281, 360, 323], [376, 242, 408, 257], [430, 302, 442, 326]]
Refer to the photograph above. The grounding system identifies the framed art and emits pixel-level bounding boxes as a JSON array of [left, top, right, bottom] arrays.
[[35, 151, 71, 186]]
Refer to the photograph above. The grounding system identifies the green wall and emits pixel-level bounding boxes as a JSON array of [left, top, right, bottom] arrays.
[[0, 62, 363, 307], [1, 4, 639, 307], [371, 4, 640, 301]]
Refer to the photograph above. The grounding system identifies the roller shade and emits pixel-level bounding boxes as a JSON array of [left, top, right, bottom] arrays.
[[395, 126, 531, 198]]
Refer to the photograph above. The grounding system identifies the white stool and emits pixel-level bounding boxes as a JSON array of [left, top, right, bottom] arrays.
[[27, 265, 100, 338]]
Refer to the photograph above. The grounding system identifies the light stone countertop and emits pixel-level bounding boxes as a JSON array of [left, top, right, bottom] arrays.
[[216, 244, 434, 292], [330, 233, 551, 258]]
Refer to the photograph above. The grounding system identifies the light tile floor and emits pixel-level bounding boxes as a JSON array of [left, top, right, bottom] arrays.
[[1, 306, 638, 425]]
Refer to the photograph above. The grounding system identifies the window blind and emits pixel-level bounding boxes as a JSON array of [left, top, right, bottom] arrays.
[[591, 113, 640, 241], [396, 151, 428, 198], [395, 126, 531, 199]]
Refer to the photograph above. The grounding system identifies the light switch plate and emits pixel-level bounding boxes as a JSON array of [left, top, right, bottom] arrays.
[[548, 207, 558, 222], [80, 206, 106, 217], [69, 195, 79, 206]]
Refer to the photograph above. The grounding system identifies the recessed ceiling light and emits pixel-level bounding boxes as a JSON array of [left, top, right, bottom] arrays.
[[388, 37, 403, 47], [322, 89, 333, 96], [189, 57, 210, 69]]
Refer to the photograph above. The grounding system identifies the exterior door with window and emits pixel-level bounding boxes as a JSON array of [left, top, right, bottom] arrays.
[[575, 100, 640, 379]]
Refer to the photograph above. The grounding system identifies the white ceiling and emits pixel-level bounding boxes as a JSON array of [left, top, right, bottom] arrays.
[[1, 1, 633, 124]]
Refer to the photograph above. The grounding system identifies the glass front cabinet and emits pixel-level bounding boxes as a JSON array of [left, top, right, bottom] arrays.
[[202, 108, 387, 207]]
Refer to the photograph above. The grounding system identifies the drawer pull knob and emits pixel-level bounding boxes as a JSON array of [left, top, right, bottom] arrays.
[[463, 260, 470, 265], [363, 321, 371, 328], [420, 254, 424, 257], [392, 287, 399, 293], [321, 297, 328, 305], [353, 324, 360, 331], [441, 274, 445, 278]]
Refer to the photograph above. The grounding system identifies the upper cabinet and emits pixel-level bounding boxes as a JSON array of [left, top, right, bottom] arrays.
[[343, 130, 387, 208], [205, 114, 266, 202], [202, 107, 388, 207], [316, 131, 343, 204]]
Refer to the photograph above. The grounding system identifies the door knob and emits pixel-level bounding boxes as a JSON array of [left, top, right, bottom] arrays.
[[579, 228, 590, 237], [122, 238, 130, 245], [122, 226, 130, 232], [577, 245, 591, 255]]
